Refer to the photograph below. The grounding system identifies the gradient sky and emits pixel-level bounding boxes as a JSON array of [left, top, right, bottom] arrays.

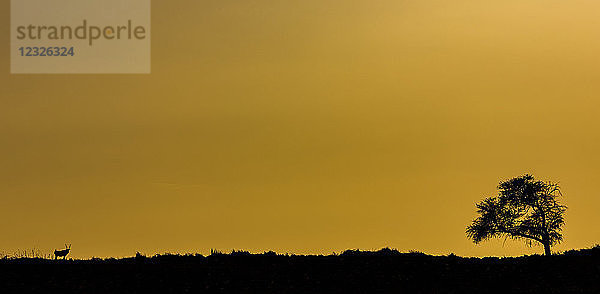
[[2, 0, 600, 258]]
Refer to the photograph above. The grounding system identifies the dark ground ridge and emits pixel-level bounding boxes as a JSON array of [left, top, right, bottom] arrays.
[[1, 246, 599, 293]]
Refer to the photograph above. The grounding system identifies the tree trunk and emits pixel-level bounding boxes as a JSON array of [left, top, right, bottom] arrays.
[[543, 241, 551, 256]]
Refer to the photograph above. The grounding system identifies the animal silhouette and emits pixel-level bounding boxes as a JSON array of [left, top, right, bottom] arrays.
[[54, 244, 71, 260]]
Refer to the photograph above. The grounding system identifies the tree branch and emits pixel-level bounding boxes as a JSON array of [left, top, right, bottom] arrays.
[[499, 229, 543, 244]]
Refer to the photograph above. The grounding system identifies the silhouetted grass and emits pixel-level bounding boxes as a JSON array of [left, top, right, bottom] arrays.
[[1, 246, 599, 293], [3, 248, 52, 260]]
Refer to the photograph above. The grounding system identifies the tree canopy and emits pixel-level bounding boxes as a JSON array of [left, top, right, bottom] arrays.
[[466, 174, 567, 255]]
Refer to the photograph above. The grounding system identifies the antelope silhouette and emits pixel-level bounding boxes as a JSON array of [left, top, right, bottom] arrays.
[[54, 244, 71, 260]]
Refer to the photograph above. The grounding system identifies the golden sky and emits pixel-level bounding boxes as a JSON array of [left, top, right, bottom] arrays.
[[2, 0, 600, 258]]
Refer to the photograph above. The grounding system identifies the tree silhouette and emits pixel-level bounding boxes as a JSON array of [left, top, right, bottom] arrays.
[[466, 174, 567, 256]]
